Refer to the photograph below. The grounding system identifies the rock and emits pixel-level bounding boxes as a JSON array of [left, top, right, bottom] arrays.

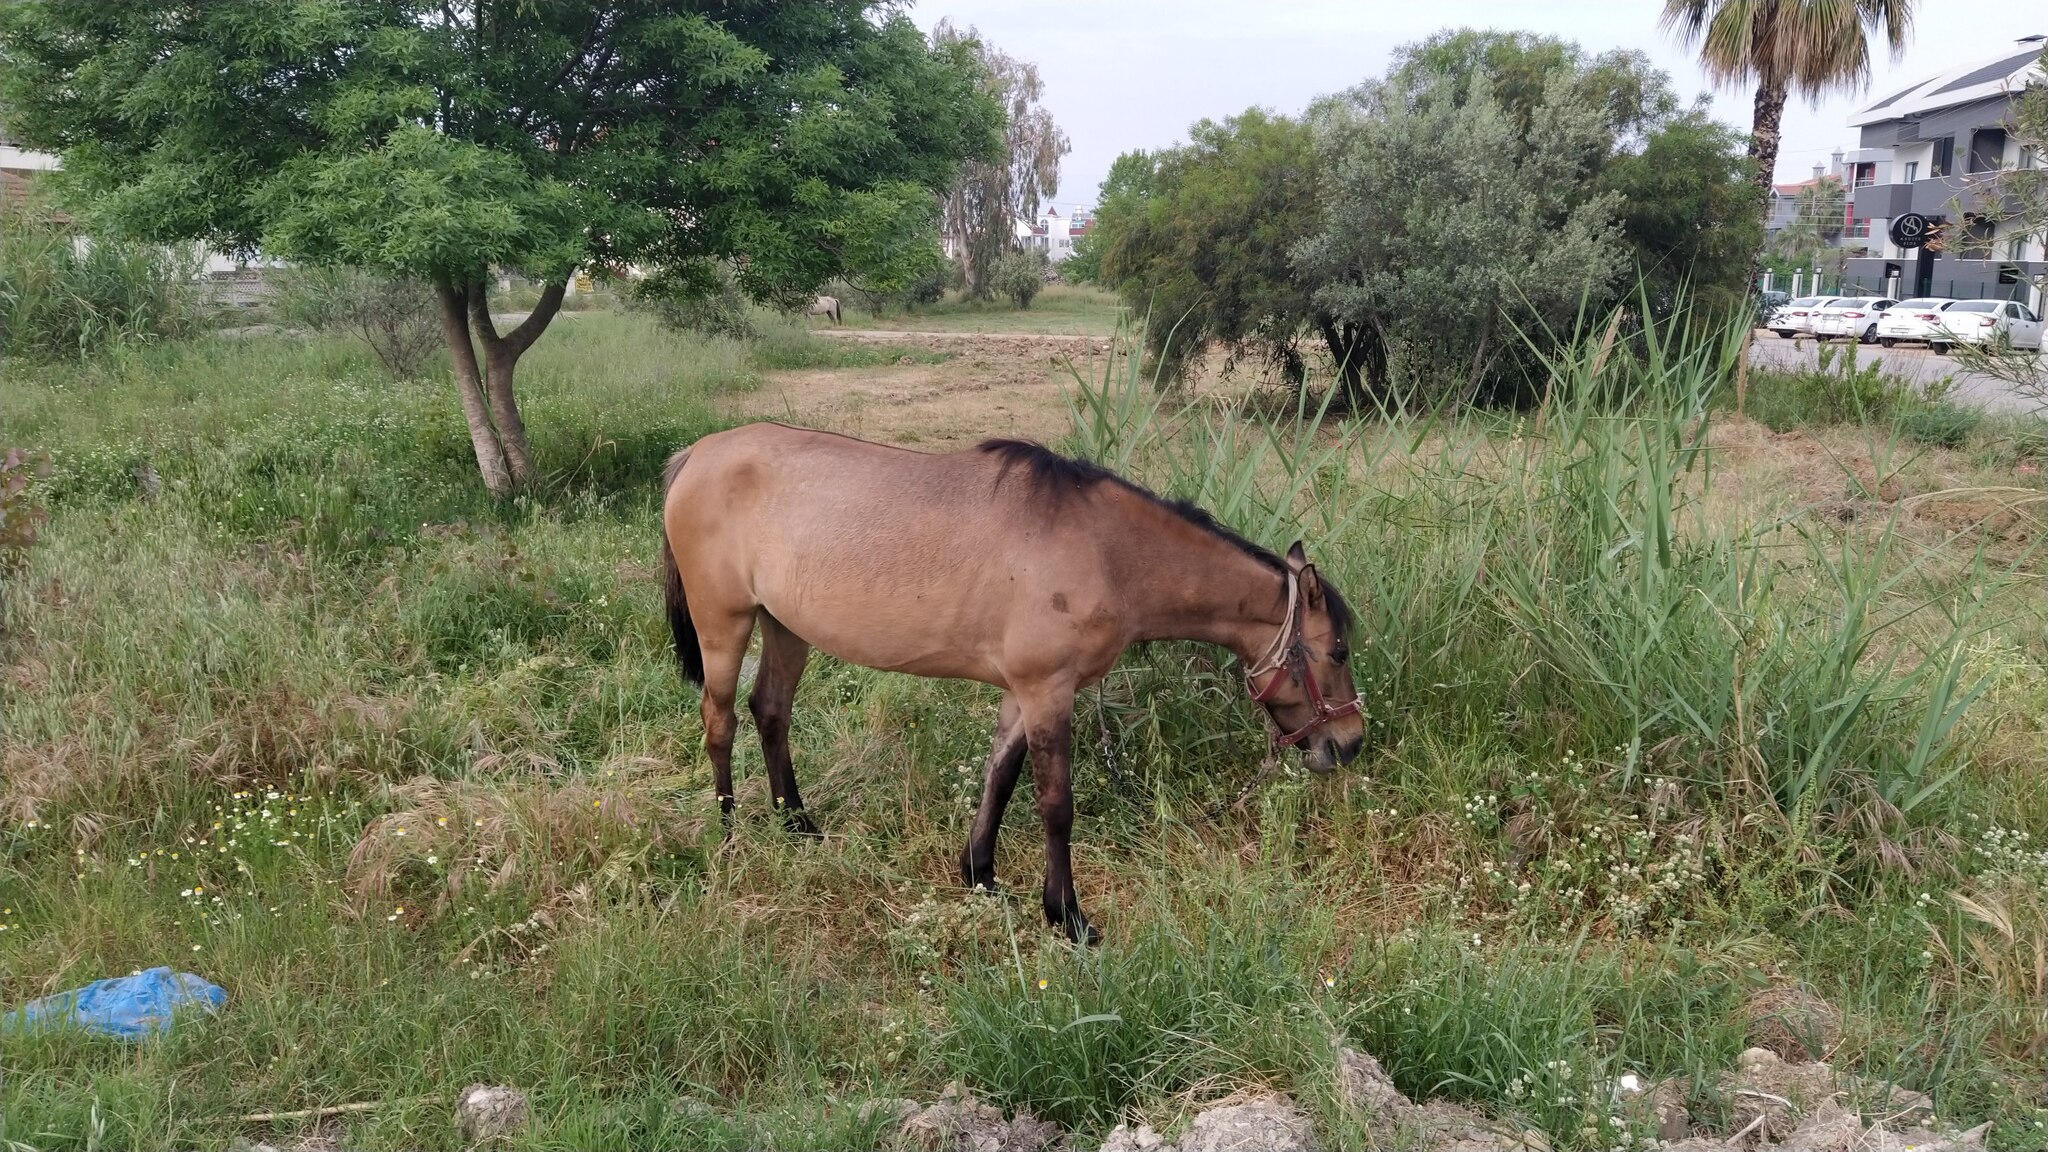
[[1723, 1048, 1838, 1141], [1611, 1075, 1690, 1142], [454, 1084, 530, 1146], [1098, 1122, 1168, 1151], [1175, 1098, 1317, 1152], [1777, 1100, 1864, 1152], [670, 1095, 717, 1120], [1863, 1121, 1992, 1152], [861, 1097, 922, 1129], [1336, 1047, 1412, 1121], [900, 1087, 1058, 1152], [1744, 987, 1843, 1062]]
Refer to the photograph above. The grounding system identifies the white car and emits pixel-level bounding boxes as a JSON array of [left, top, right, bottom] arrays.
[[1811, 297, 1897, 343], [1874, 298, 1955, 348], [1932, 299, 2045, 352], [1766, 297, 1839, 338]]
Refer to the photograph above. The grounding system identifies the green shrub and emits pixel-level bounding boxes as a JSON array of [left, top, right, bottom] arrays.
[[269, 266, 442, 379], [0, 207, 200, 359], [1898, 403, 1983, 449], [994, 248, 1050, 309]]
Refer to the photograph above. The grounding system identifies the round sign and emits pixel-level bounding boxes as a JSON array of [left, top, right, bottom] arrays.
[[1889, 213, 1932, 249]]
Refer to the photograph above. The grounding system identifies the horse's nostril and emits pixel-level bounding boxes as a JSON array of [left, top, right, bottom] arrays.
[[1337, 736, 1364, 765]]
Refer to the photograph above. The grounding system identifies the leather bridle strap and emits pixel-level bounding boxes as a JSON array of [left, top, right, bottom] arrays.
[[1243, 569, 1363, 748]]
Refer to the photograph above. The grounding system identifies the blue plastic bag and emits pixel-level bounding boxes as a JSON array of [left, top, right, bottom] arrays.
[[3, 967, 226, 1038]]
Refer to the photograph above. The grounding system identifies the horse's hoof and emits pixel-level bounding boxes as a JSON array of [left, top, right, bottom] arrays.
[[1067, 918, 1102, 947], [783, 809, 821, 838]]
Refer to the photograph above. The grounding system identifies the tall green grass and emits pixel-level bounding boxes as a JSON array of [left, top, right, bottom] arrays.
[[0, 208, 201, 360]]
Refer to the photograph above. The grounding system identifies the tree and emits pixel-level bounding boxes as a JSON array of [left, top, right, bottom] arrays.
[[1600, 107, 1765, 318], [0, 2, 999, 496], [1097, 112, 1326, 385], [933, 20, 1069, 300], [1295, 70, 1627, 405], [993, 247, 1047, 309]]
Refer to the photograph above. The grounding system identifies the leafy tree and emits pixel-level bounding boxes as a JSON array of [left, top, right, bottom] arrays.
[[1063, 150, 1153, 287], [1295, 70, 1627, 404], [1391, 29, 1678, 148], [933, 20, 1068, 301], [993, 247, 1048, 309], [1600, 107, 1763, 317], [1097, 112, 1325, 384], [0, 2, 999, 496]]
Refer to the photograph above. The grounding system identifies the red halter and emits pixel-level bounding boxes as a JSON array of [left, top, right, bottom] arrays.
[[1243, 570, 1363, 748]]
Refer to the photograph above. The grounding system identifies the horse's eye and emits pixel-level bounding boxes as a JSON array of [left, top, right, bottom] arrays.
[[1332, 644, 1349, 665]]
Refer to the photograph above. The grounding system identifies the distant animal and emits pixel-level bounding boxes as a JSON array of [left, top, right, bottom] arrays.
[[806, 295, 841, 324], [659, 424, 1364, 943]]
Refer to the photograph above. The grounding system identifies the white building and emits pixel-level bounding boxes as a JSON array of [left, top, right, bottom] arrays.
[[944, 206, 1097, 264]]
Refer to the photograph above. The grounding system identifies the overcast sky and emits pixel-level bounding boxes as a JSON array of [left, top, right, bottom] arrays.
[[905, 1, 2047, 211]]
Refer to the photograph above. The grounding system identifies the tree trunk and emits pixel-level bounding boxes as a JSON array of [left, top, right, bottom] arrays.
[[1736, 78, 1790, 415], [432, 277, 566, 497], [468, 279, 565, 488], [1316, 314, 1387, 413], [435, 280, 515, 498]]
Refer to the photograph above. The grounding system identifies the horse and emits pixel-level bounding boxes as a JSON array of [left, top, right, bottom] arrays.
[[659, 423, 1365, 943], [806, 295, 841, 325]]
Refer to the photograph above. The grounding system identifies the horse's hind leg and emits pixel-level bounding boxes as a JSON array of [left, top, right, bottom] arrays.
[[696, 608, 758, 826], [750, 611, 817, 836], [960, 693, 1026, 891]]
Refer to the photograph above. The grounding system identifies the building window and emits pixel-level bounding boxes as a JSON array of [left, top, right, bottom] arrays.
[[1902, 160, 1919, 183], [2023, 146, 2039, 170], [1852, 162, 1876, 188], [1968, 128, 2007, 174], [1930, 137, 1954, 178]]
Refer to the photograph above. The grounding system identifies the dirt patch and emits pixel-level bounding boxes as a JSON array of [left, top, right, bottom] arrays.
[[736, 334, 1115, 449]]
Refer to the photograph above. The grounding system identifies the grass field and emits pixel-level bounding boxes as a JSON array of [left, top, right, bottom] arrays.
[[833, 284, 1125, 336], [2, 308, 2045, 1152]]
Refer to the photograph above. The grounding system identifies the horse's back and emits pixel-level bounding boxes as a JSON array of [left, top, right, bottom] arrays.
[[665, 424, 1115, 683]]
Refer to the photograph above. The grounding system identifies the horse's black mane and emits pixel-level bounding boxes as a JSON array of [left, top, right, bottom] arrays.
[[977, 438, 1354, 637]]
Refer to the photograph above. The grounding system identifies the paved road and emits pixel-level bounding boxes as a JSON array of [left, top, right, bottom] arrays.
[[1748, 328, 2042, 413]]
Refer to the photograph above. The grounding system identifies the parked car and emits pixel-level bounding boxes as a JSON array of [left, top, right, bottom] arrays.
[[1874, 298, 1956, 348], [1811, 297, 1897, 343], [1754, 290, 1790, 327], [1931, 299, 2045, 352], [1766, 296, 1839, 338]]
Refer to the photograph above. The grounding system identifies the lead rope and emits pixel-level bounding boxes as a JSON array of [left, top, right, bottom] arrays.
[[1208, 574, 1301, 822], [1094, 680, 1126, 793]]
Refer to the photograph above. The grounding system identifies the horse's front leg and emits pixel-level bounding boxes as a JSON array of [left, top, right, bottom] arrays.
[[961, 693, 1026, 891], [1023, 694, 1097, 944]]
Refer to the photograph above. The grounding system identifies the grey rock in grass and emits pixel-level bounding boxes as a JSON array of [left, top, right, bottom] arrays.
[[900, 1085, 1059, 1152], [1097, 1122, 1168, 1151], [1174, 1098, 1318, 1152], [453, 1084, 529, 1146], [1337, 1047, 1413, 1122]]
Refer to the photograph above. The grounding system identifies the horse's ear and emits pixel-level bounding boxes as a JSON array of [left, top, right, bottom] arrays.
[[1285, 541, 1309, 572]]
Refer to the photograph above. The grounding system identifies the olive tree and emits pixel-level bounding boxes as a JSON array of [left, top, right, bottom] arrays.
[[1294, 70, 1627, 405], [0, 2, 999, 496]]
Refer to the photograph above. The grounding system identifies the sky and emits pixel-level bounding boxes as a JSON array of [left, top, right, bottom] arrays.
[[905, 0, 2048, 211]]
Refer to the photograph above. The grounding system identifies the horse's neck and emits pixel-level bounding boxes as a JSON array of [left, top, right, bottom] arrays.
[[1121, 521, 1286, 664]]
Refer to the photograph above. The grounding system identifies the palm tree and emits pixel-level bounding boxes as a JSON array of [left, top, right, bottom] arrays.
[[1664, 0, 1913, 204], [1662, 0, 1913, 408]]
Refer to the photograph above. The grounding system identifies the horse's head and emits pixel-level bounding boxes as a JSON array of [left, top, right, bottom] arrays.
[[1246, 542, 1365, 774]]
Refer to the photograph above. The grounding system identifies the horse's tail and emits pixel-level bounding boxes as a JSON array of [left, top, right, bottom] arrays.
[[659, 447, 705, 686], [829, 299, 841, 324]]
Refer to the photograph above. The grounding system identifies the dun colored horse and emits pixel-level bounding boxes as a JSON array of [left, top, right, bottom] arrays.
[[660, 423, 1364, 942]]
